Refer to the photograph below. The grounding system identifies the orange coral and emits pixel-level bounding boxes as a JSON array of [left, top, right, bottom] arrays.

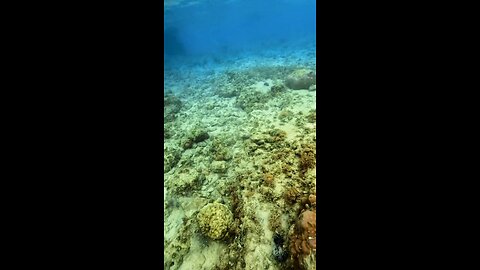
[[290, 194, 316, 269], [290, 210, 316, 261]]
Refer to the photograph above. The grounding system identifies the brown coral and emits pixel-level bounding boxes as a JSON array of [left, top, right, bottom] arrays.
[[290, 210, 316, 265], [289, 194, 316, 269]]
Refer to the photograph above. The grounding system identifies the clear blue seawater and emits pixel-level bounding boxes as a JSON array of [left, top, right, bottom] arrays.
[[164, 0, 316, 75]]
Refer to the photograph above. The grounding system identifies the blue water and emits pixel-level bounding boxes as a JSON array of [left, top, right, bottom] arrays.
[[164, 0, 316, 67]]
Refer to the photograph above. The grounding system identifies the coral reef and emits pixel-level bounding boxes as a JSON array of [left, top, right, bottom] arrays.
[[285, 69, 316, 90], [164, 53, 316, 270], [197, 202, 234, 240]]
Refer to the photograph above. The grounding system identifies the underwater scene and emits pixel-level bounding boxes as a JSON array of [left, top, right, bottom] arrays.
[[164, 0, 316, 269]]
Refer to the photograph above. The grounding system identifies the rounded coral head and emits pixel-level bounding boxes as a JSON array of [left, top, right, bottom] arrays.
[[197, 202, 233, 240], [290, 209, 317, 264]]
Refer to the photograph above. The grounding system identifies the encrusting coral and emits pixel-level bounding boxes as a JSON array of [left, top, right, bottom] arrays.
[[289, 194, 316, 269]]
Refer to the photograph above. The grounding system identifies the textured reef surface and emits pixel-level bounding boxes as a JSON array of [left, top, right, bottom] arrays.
[[164, 46, 316, 269]]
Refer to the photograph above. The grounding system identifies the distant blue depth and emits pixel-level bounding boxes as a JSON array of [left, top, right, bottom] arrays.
[[164, 0, 316, 66]]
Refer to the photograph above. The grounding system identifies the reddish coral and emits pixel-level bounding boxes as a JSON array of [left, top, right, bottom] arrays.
[[290, 210, 316, 257], [289, 194, 317, 269]]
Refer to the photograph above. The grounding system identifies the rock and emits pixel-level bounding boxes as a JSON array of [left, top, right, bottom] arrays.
[[285, 69, 316, 90]]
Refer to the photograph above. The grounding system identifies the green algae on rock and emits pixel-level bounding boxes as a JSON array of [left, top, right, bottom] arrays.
[[197, 202, 234, 240]]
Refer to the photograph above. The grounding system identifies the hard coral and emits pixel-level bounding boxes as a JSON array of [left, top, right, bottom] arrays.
[[290, 210, 316, 268], [197, 202, 233, 240]]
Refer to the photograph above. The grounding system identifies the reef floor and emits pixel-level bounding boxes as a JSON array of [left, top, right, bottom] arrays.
[[164, 46, 316, 270]]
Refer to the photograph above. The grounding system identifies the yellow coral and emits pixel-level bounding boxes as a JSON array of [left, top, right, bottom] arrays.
[[197, 202, 233, 240]]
